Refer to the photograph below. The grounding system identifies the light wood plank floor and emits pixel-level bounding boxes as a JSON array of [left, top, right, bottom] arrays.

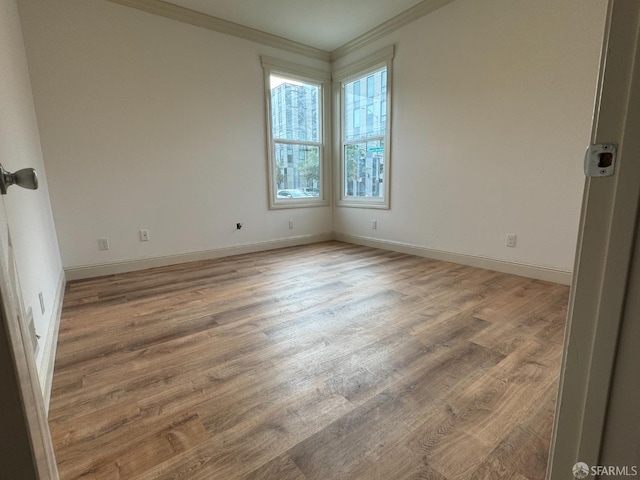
[[49, 241, 569, 480]]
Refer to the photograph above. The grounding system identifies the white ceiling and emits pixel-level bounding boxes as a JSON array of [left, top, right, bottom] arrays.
[[163, 0, 424, 52]]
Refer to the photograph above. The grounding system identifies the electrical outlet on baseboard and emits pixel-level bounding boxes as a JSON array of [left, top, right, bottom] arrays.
[[506, 234, 517, 248]]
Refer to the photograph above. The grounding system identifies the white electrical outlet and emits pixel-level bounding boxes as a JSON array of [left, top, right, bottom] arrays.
[[506, 234, 517, 247], [372, 220, 377, 230], [140, 229, 150, 241], [98, 238, 109, 250], [289, 220, 294, 230]]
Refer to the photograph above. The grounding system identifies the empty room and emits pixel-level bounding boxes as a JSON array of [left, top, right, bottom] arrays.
[[2, 0, 639, 479]]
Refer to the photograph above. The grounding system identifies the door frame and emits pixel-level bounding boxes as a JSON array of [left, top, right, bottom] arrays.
[[548, 0, 640, 477], [0, 230, 58, 478]]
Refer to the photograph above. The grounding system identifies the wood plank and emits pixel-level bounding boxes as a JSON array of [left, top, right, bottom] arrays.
[[288, 341, 505, 479], [243, 453, 306, 480], [469, 383, 558, 480], [48, 241, 569, 480], [403, 339, 562, 479]]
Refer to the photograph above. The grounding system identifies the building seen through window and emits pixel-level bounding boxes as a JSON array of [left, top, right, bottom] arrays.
[[270, 76, 321, 198], [343, 68, 387, 198]]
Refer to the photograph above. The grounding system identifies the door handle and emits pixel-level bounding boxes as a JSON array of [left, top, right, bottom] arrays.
[[0, 163, 38, 195]]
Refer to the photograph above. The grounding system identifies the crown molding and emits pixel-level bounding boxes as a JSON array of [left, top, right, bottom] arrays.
[[106, 0, 331, 62], [106, 0, 455, 64], [330, 0, 455, 61]]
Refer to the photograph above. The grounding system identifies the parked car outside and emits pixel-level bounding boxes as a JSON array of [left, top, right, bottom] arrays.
[[277, 189, 309, 198]]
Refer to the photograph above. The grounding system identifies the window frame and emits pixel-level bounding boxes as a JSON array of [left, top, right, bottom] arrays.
[[334, 46, 394, 209], [261, 56, 331, 209]]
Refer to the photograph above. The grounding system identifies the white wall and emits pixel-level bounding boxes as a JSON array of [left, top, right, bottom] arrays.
[[334, 0, 607, 273], [18, 0, 333, 272], [0, 0, 63, 371], [18, 0, 606, 280]]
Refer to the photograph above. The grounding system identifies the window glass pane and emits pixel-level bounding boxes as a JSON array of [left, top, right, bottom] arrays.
[[343, 140, 384, 198], [344, 68, 386, 142], [270, 75, 320, 143], [274, 142, 321, 197]]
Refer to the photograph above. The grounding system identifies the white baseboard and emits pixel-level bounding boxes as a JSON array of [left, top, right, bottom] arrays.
[[64, 233, 334, 281], [334, 233, 573, 285], [64, 231, 572, 285], [39, 268, 66, 412]]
